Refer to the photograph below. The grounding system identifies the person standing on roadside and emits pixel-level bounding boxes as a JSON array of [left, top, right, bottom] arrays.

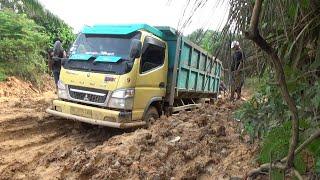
[[51, 39, 66, 87], [230, 41, 245, 101]]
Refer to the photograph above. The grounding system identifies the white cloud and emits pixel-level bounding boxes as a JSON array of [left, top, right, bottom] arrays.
[[38, 0, 229, 35]]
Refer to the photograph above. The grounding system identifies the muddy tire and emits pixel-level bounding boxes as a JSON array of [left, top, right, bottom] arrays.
[[143, 106, 159, 127]]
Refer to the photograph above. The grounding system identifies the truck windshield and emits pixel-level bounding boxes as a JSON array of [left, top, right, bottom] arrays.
[[64, 32, 141, 74]]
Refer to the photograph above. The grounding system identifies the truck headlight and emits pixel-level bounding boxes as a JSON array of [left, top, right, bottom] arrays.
[[57, 80, 68, 99], [108, 89, 134, 110]]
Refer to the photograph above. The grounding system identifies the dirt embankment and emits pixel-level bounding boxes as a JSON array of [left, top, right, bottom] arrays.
[[0, 76, 54, 98], [0, 76, 257, 180]]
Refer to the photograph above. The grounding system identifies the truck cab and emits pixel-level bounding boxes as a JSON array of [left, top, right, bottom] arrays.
[[47, 24, 169, 128], [46, 24, 222, 128]]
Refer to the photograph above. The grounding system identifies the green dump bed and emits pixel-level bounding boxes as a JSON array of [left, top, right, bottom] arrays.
[[157, 27, 222, 99]]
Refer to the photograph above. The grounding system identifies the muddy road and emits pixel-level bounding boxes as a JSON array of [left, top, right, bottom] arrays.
[[0, 77, 257, 179], [0, 91, 124, 179]]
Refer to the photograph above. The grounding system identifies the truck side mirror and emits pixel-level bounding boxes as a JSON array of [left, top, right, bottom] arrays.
[[130, 39, 142, 59]]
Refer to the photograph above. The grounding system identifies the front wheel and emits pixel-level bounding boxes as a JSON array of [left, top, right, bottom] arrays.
[[143, 106, 159, 127]]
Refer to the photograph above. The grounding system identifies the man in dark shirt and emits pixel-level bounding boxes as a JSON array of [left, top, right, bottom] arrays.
[[50, 39, 66, 87], [230, 41, 245, 101]]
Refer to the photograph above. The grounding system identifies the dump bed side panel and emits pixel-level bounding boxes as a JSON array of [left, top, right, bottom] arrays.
[[175, 38, 221, 98], [159, 26, 222, 100]]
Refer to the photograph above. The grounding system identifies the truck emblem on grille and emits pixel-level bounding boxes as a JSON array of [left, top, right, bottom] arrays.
[[83, 94, 89, 101]]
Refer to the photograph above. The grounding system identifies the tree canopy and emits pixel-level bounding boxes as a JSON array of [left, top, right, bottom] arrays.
[[0, 0, 75, 48], [0, 10, 48, 82], [188, 29, 223, 55], [0, 0, 75, 83]]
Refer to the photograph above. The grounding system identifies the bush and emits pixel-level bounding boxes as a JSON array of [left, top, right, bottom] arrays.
[[0, 71, 7, 81], [0, 10, 49, 83], [259, 121, 307, 173], [235, 72, 320, 176]]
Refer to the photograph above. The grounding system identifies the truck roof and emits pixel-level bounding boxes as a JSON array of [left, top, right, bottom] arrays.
[[81, 24, 220, 63], [81, 24, 175, 38]]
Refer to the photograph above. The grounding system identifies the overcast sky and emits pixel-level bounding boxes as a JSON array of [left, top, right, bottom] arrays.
[[38, 0, 229, 35]]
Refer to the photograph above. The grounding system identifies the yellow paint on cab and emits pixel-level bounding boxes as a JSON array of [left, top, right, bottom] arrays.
[[53, 99, 119, 121], [58, 30, 168, 121], [60, 68, 119, 91], [132, 32, 168, 119]]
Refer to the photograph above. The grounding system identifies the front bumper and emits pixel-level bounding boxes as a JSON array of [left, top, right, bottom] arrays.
[[46, 100, 146, 128]]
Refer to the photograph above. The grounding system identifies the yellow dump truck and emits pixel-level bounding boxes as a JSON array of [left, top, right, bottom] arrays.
[[46, 24, 222, 128]]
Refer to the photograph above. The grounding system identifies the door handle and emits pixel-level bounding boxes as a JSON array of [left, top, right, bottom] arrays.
[[159, 82, 165, 88]]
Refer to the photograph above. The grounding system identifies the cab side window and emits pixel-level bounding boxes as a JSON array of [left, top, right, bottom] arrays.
[[140, 38, 165, 73]]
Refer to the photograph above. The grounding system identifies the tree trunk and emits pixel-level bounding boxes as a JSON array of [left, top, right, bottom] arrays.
[[245, 0, 299, 168]]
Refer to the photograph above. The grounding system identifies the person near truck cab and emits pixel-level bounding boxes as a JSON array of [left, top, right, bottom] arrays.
[[51, 39, 66, 86], [230, 41, 245, 101]]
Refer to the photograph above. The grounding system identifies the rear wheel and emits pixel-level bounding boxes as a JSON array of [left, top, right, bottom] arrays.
[[143, 106, 159, 127]]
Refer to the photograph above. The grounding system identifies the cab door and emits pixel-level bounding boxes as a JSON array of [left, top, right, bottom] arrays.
[[133, 36, 168, 120]]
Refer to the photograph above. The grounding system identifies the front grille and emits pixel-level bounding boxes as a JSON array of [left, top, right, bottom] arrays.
[[68, 85, 108, 104]]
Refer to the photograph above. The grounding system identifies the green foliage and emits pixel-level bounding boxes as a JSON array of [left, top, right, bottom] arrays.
[[31, 12, 75, 49], [188, 29, 223, 54], [235, 69, 320, 174], [23, 0, 76, 48], [245, 77, 261, 91], [0, 71, 7, 81], [235, 75, 289, 140], [270, 170, 284, 180], [308, 81, 320, 110], [306, 136, 320, 174], [259, 121, 306, 173], [219, 0, 320, 175], [1, 0, 76, 49], [259, 122, 291, 163], [0, 10, 48, 83], [316, 157, 320, 174], [0, 0, 76, 83]]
